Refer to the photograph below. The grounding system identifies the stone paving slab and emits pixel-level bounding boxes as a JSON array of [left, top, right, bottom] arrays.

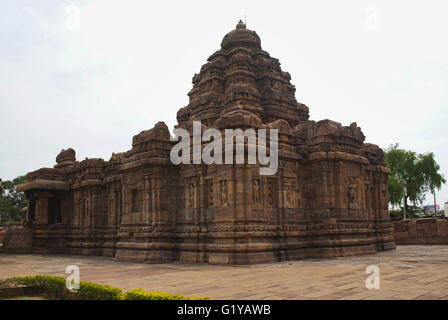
[[0, 246, 447, 300]]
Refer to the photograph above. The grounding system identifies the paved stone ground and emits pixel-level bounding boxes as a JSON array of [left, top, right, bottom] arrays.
[[1, 246, 447, 300]]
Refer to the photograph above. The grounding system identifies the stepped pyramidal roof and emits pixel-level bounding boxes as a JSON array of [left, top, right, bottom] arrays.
[[177, 20, 309, 129]]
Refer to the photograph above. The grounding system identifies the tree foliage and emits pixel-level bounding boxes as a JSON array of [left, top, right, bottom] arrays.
[[419, 152, 446, 196], [384, 144, 445, 215], [0, 176, 27, 224]]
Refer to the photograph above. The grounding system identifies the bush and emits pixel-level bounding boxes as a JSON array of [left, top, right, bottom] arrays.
[[11, 275, 122, 300], [75, 281, 123, 300], [123, 288, 210, 300], [0, 275, 211, 300], [124, 288, 184, 300], [0, 278, 18, 289], [14, 275, 69, 299]]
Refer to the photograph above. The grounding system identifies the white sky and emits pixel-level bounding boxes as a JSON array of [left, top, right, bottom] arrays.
[[1, 0, 447, 206]]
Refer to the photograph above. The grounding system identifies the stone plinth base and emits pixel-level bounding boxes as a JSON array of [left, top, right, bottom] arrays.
[[2, 228, 33, 252]]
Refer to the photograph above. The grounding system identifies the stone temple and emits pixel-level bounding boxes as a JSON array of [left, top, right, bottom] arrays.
[[12, 21, 395, 264]]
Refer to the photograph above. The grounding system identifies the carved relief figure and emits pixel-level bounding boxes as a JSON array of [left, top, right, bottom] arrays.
[[191, 182, 197, 208], [221, 180, 229, 207], [348, 185, 356, 204], [266, 179, 274, 206], [286, 185, 299, 208], [186, 183, 196, 208], [348, 178, 358, 209], [207, 180, 214, 207], [252, 179, 260, 206]]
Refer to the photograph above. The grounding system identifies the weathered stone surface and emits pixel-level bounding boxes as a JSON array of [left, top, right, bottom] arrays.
[[0, 231, 5, 245], [54, 148, 77, 168], [392, 218, 448, 245], [16, 179, 70, 192], [10, 21, 395, 263], [2, 229, 33, 251]]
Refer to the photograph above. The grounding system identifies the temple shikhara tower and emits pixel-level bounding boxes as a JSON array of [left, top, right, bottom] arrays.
[[11, 21, 395, 264]]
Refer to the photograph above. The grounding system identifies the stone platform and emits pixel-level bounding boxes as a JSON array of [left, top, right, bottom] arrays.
[[1, 245, 447, 300]]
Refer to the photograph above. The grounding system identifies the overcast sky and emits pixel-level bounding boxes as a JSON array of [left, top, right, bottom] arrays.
[[1, 0, 447, 206]]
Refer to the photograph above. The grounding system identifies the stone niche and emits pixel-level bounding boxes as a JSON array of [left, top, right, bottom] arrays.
[[14, 21, 395, 264]]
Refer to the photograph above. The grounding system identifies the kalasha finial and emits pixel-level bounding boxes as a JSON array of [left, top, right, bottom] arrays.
[[236, 19, 246, 29]]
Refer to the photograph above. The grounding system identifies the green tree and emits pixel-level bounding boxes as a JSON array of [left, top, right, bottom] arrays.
[[387, 174, 404, 209], [419, 152, 446, 214], [0, 176, 27, 224], [384, 144, 427, 218]]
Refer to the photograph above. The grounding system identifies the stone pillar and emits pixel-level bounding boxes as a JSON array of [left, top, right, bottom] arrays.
[[36, 197, 48, 225]]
